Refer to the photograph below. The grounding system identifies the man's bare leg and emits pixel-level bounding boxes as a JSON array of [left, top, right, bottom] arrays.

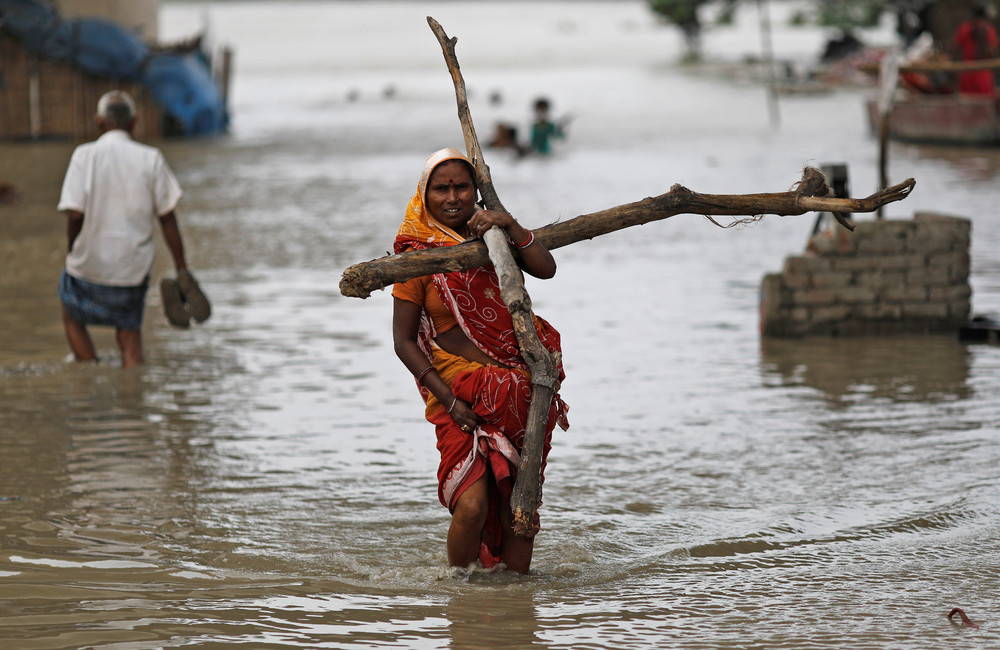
[[62, 307, 97, 363], [116, 328, 143, 368]]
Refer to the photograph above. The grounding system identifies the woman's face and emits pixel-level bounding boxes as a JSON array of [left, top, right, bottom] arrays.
[[425, 160, 477, 232]]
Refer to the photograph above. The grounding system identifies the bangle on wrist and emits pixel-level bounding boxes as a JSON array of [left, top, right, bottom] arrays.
[[447, 395, 458, 413], [416, 365, 435, 384], [511, 229, 534, 249]]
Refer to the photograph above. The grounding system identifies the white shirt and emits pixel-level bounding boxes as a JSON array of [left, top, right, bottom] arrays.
[[58, 129, 183, 286]]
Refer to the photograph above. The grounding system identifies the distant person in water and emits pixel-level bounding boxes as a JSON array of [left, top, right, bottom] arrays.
[[952, 5, 999, 96], [56, 90, 209, 368], [529, 98, 570, 155], [487, 121, 528, 157]]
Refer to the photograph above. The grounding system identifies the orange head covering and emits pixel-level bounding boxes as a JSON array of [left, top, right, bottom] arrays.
[[395, 148, 478, 251]]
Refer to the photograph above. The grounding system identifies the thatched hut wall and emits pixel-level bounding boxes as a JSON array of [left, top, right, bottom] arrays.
[[0, 34, 163, 142]]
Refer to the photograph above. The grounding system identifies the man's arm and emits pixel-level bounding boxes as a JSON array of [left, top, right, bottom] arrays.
[[65, 210, 84, 252], [158, 211, 188, 272]]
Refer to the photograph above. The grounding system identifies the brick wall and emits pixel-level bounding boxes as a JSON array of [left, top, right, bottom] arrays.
[[760, 213, 971, 337]]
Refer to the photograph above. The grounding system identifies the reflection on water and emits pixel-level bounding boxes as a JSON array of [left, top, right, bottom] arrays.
[[3, 1, 1000, 647], [447, 590, 540, 649], [761, 335, 972, 404]]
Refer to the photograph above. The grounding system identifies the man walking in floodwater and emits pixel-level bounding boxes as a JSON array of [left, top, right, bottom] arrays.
[[57, 90, 202, 367]]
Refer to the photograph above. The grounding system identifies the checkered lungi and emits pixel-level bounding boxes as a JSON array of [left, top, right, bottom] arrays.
[[58, 270, 149, 331]]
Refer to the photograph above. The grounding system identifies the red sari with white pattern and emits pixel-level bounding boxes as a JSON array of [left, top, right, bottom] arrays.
[[393, 191, 569, 569]]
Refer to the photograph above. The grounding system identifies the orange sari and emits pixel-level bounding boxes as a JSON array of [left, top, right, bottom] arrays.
[[392, 150, 569, 567]]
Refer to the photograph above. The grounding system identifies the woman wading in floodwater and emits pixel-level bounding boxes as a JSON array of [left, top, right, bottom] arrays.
[[391, 148, 569, 573]]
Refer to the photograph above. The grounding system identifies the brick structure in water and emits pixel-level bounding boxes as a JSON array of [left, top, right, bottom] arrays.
[[760, 213, 972, 337]]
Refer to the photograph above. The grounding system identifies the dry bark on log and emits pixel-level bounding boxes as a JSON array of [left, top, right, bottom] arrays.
[[339, 172, 916, 299], [428, 16, 558, 536], [482, 226, 559, 536], [426, 17, 506, 213]]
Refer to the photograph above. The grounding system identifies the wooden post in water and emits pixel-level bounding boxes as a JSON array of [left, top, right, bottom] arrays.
[[28, 57, 41, 140], [756, 0, 780, 128], [875, 46, 900, 220]]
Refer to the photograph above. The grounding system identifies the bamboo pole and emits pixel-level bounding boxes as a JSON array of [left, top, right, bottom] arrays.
[[0, 36, 10, 139], [756, 0, 780, 128], [875, 46, 900, 220], [427, 16, 558, 536], [28, 57, 41, 139]]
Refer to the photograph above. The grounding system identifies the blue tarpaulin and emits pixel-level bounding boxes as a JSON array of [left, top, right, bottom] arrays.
[[145, 51, 227, 136], [0, 0, 228, 135]]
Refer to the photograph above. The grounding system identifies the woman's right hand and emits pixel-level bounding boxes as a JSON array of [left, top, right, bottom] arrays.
[[450, 398, 482, 433]]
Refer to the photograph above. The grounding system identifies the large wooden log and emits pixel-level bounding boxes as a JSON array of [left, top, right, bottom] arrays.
[[428, 16, 559, 536], [481, 227, 559, 536], [339, 173, 916, 299], [426, 18, 507, 213]]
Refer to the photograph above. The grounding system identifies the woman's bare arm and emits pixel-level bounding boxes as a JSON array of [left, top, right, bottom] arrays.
[[392, 296, 482, 430], [467, 209, 556, 279]]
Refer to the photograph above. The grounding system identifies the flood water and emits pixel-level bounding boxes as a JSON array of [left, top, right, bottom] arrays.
[[3, 1, 1000, 647]]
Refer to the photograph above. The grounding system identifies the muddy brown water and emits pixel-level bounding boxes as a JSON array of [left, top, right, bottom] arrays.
[[2, 2, 1000, 647]]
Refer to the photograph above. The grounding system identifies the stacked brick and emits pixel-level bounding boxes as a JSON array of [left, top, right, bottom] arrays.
[[760, 213, 971, 337]]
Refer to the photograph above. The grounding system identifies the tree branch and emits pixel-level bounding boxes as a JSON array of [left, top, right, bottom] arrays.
[[428, 16, 558, 536], [339, 172, 916, 299]]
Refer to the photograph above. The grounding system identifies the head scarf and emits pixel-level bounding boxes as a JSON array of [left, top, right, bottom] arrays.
[[395, 148, 477, 252]]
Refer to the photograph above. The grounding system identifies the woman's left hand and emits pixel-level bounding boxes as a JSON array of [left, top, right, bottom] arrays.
[[468, 209, 556, 279], [451, 398, 483, 434], [468, 209, 518, 239]]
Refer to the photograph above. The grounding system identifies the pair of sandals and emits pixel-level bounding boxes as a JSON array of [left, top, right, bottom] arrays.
[[161, 269, 211, 328]]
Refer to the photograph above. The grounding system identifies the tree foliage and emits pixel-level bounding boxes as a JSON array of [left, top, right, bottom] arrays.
[[647, 0, 1000, 61], [647, 0, 888, 34], [648, 0, 738, 61], [816, 0, 889, 29]]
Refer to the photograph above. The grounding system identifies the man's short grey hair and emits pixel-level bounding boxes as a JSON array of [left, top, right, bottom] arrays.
[[96, 90, 136, 129]]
